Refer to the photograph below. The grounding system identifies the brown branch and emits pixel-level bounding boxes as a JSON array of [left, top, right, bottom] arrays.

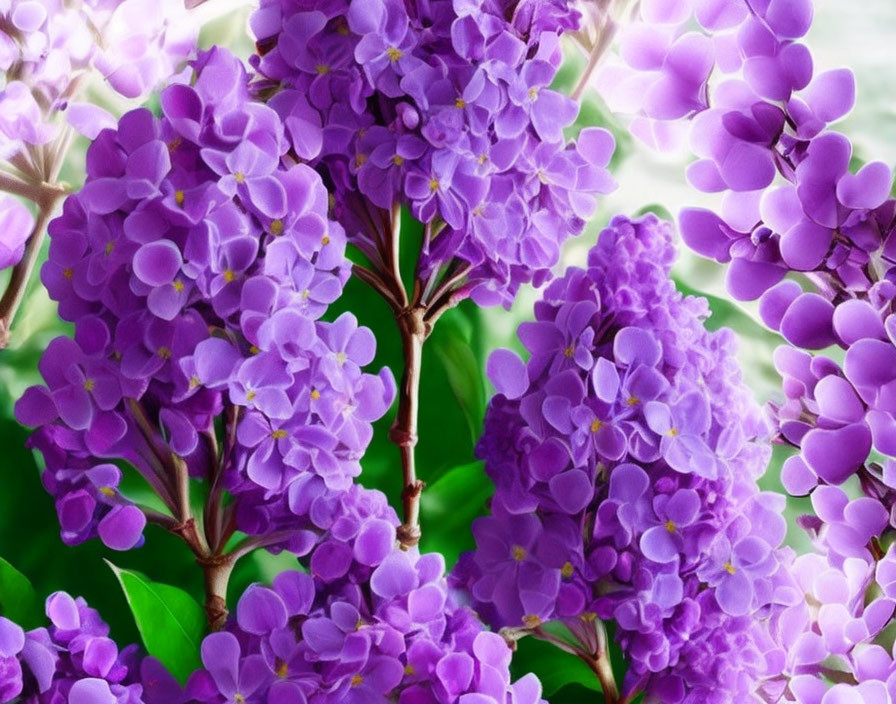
[[391, 306, 427, 548], [197, 554, 235, 631], [353, 262, 402, 312]]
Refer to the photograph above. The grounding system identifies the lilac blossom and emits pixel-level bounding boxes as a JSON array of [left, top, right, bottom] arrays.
[[251, 0, 616, 307], [14, 48, 395, 566], [0, 591, 171, 704], [454, 214, 797, 703], [598, 1, 896, 699], [183, 507, 547, 704]]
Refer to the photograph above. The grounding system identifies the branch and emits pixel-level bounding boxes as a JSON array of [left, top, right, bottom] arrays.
[[391, 306, 427, 548], [570, 5, 619, 102], [353, 262, 402, 312]]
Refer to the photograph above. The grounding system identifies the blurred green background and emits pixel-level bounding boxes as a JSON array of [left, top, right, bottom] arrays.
[[0, 1, 891, 700]]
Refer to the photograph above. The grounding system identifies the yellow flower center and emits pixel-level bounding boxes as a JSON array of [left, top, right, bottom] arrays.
[[561, 561, 574, 579], [667, 427, 679, 437], [276, 660, 288, 678], [590, 419, 603, 433], [270, 219, 284, 236], [234, 172, 245, 183], [246, 390, 257, 401], [174, 190, 185, 206], [249, 345, 260, 355], [157, 346, 172, 359], [404, 664, 415, 676], [104, 241, 115, 256], [392, 155, 404, 166], [350, 674, 364, 687], [99, 486, 116, 497], [316, 64, 330, 75], [63, 267, 74, 279], [168, 137, 182, 152], [528, 86, 539, 100], [355, 153, 367, 168], [477, 153, 488, 165], [83, 378, 95, 392], [321, 235, 330, 245], [189, 376, 200, 389], [665, 520, 676, 533], [580, 611, 597, 623], [386, 46, 403, 61], [310, 389, 321, 400], [223, 269, 236, 283], [627, 396, 639, 406], [455, 97, 466, 108], [336, 352, 347, 365], [511, 545, 526, 561], [234, 696, 245, 704], [172, 279, 185, 292], [271, 429, 287, 439], [429, 178, 440, 192], [563, 345, 574, 358], [723, 561, 736, 575], [522, 614, 542, 629]]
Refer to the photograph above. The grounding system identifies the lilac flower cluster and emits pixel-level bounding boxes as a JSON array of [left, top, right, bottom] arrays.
[[181, 500, 545, 704], [250, 0, 616, 306], [13, 47, 394, 557], [599, 0, 896, 698], [761, 487, 896, 702], [1, 0, 195, 152], [453, 214, 798, 703], [0, 591, 168, 704], [0, 0, 196, 275]]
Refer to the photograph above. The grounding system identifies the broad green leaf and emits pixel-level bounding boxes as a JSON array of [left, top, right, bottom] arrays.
[[419, 461, 493, 569], [509, 635, 600, 697], [0, 556, 41, 628], [106, 561, 205, 684]]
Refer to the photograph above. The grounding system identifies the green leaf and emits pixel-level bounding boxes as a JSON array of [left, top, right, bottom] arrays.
[[420, 461, 493, 569], [509, 635, 600, 697], [0, 556, 41, 628], [106, 561, 205, 684], [429, 313, 487, 445]]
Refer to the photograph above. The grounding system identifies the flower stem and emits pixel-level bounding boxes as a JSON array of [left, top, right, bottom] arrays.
[[391, 305, 427, 548], [199, 555, 235, 632], [591, 651, 620, 704]]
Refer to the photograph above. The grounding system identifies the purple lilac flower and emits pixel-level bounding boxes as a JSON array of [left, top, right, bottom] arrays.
[[600, 1, 896, 699], [0, 0, 195, 156], [183, 489, 546, 704], [454, 214, 798, 703], [0, 193, 34, 269], [0, 591, 170, 704], [251, 0, 616, 307], [14, 47, 395, 558]]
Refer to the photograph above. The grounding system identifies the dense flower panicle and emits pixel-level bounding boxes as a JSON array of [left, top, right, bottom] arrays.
[[0, 0, 195, 152], [599, 1, 896, 699], [13, 47, 394, 555], [453, 214, 799, 703], [250, 0, 616, 306], [0, 0, 195, 271], [183, 557, 545, 704], [0, 592, 169, 704]]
